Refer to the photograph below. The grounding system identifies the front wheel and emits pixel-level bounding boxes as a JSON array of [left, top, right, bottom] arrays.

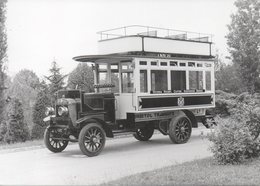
[[133, 125, 154, 141], [169, 115, 192, 144], [44, 127, 68, 153], [78, 123, 106, 157]]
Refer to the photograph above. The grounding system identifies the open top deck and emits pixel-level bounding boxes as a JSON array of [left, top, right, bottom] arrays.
[[96, 25, 214, 58]]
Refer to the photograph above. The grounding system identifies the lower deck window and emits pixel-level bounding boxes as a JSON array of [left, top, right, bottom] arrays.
[[111, 72, 119, 92], [122, 72, 134, 93], [140, 70, 148, 93], [98, 72, 110, 93], [206, 71, 211, 91], [189, 71, 203, 90], [171, 71, 186, 90], [151, 70, 167, 91], [98, 72, 109, 84]]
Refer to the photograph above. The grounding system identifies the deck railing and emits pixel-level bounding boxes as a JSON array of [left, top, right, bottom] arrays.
[[97, 25, 213, 42]]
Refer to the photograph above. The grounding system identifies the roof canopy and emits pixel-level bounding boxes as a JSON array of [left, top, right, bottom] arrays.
[[73, 53, 215, 64], [73, 54, 133, 63]]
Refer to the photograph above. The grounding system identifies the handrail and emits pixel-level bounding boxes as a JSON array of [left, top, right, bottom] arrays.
[[97, 25, 213, 42]]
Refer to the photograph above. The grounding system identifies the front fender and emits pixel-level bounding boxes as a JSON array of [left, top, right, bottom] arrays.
[[76, 115, 113, 138]]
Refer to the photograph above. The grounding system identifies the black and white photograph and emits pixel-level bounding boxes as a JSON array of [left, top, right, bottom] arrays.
[[0, 0, 260, 185]]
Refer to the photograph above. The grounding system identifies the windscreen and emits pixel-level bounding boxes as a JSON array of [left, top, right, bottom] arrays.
[[57, 90, 81, 99]]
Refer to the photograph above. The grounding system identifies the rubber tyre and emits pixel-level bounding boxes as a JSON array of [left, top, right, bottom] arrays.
[[44, 127, 68, 153], [169, 115, 192, 144], [133, 125, 154, 141], [79, 123, 106, 157]]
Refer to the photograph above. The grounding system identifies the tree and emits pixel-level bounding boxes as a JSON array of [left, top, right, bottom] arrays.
[[67, 63, 94, 92], [3, 98, 30, 143], [45, 61, 66, 100], [215, 63, 246, 94], [226, 0, 260, 93], [31, 83, 51, 139], [214, 50, 245, 94], [0, 0, 7, 121], [7, 70, 40, 131], [0, 121, 7, 142]]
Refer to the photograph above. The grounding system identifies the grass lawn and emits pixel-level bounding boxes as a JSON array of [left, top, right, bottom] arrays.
[[102, 157, 260, 186]]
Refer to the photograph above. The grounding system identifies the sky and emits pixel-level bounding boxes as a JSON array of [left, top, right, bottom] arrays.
[[6, 0, 236, 78]]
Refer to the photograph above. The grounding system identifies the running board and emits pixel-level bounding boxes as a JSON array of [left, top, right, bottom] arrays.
[[112, 130, 135, 137], [52, 137, 78, 142]]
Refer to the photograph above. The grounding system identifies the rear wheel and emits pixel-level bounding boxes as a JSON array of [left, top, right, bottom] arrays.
[[133, 125, 154, 141], [44, 127, 68, 153], [169, 115, 192, 144], [79, 123, 106, 157]]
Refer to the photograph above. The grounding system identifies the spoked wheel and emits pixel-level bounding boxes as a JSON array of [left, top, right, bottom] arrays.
[[79, 123, 106, 157], [44, 127, 68, 153], [133, 125, 154, 141], [169, 115, 192, 144]]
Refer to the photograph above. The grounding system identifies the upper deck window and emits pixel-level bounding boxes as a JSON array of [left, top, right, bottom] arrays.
[[151, 70, 168, 91], [180, 63, 186, 67]]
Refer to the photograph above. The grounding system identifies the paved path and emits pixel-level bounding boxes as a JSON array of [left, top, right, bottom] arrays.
[[0, 126, 212, 185]]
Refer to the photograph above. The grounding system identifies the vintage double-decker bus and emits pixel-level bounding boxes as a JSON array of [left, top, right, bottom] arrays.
[[44, 25, 215, 157]]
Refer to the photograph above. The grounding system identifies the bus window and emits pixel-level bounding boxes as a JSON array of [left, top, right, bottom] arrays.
[[122, 72, 133, 93], [111, 64, 119, 93], [206, 71, 211, 91], [151, 70, 167, 91], [122, 62, 133, 70], [189, 71, 203, 90], [97, 64, 108, 84], [140, 70, 148, 93], [98, 66, 109, 93], [121, 62, 134, 93], [171, 71, 186, 91]]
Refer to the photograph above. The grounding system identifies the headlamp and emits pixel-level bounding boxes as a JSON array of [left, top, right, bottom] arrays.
[[45, 107, 55, 116], [58, 106, 69, 116]]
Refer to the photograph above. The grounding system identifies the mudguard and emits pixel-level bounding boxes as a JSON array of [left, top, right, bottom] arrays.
[[76, 115, 114, 138]]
